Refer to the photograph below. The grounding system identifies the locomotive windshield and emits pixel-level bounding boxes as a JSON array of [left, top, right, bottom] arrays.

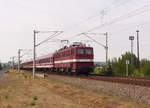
[[77, 48, 93, 55], [85, 49, 92, 55]]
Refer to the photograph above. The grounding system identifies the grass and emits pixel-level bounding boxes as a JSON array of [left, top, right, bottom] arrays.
[[5, 105, 12, 108], [30, 101, 36, 106], [4, 96, 9, 99], [0, 71, 149, 108], [101, 96, 109, 100]]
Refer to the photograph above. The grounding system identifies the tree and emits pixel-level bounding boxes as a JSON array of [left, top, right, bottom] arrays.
[[105, 64, 114, 76], [110, 52, 138, 76], [140, 59, 150, 77], [0, 62, 2, 70]]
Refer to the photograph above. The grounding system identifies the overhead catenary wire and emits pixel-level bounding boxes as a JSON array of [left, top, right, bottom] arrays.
[[36, 31, 63, 47], [111, 19, 150, 35], [86, 3, 150, 33], [31, 1, 134, 43], [61, 0, 132, 34], [21, 49, 32, 58], [81, 33, 106, 48], [67, 3, 150, 40]]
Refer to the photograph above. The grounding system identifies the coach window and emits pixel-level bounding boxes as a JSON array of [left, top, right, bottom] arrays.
[[85, 49, 92, 55], [77, 49, 84, 54]]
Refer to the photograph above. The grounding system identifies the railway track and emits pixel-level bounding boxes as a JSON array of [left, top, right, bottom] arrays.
[[87, 75, 150, 87], [47, 73, 150, 87]]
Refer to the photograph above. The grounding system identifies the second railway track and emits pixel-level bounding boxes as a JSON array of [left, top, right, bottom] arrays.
[[87, 75, 150, 87]]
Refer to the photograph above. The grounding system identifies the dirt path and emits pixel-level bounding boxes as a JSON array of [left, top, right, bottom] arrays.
[[0, 71, 149, 108]]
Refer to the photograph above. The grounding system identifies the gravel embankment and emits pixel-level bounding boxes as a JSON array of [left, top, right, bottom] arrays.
[[48, 75, 150, 104], [0, 70, 5, 81]]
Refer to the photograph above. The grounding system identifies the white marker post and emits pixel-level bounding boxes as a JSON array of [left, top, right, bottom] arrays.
[[126, 60, 129, 76]]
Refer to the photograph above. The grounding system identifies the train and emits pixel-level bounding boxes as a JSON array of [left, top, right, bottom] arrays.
[[21, 42, 94, 75]]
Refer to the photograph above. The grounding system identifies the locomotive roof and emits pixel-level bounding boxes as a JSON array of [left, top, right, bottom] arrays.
[[55, 44, 92, 53], [54, 46, 92, 54]]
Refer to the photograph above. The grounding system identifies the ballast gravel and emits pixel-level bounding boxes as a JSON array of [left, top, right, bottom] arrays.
[[48, 75, 150, 104]]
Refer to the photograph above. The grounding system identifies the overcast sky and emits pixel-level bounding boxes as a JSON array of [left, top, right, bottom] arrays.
[[0, 0, 150, 62]]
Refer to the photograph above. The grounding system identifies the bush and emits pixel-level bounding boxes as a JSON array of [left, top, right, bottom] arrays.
[[93, 65, 114, 76], [33, 96, 38, 101], [30, 101, 36, 106], [4, 96, 9, 99], [6, 105, 12, 108], [93, 67, 103, 74], [132, 69, 142, 77]]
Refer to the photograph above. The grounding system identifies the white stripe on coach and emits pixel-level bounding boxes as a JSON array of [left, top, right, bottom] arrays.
[[54, 59, 93, 64]]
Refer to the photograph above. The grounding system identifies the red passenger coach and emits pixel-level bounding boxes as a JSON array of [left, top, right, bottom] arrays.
[[21, 42, 94, 75], [35, 54, 54, 69]]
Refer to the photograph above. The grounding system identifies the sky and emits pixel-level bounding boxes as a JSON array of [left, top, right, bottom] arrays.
[[0, 0, 150, 62]]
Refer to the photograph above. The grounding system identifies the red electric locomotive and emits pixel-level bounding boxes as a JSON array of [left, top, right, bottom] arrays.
[[53, 42, 93, 75], [21, 42, 94, 75]]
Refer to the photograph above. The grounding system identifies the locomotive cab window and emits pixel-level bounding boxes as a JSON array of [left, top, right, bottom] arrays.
[[77, 48, 84, 54], [85, 49, 92, 55]]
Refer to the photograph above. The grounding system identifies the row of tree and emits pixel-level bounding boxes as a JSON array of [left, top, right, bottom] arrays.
[[0, 62, 2, 70], [94, 52, 150, 77]]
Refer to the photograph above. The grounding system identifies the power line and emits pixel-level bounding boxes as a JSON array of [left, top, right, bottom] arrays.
[[111, 19, 150, 35], [86, 3, 150, 32], [62, 0, 132, 33], [69, 3, 150, 40], [21, 49, 32, 58], [52, 1, 135, 41], [81, 33, 106, 48], [36, 31, 63, 47]]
